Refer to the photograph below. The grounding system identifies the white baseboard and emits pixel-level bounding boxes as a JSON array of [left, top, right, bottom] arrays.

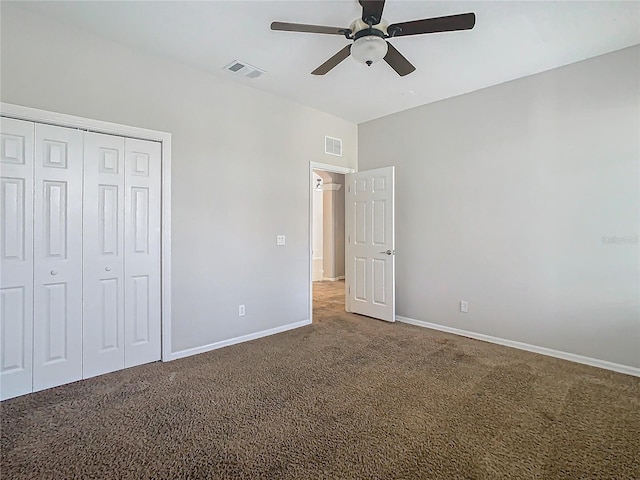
[[396, 316, 640, 377], [322, 275, 345, 282], [170, 319, 311, 361]]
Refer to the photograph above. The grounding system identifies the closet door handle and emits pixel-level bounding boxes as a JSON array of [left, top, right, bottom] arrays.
[[105, 267, 111, 272], [50, 270, 58, 276]]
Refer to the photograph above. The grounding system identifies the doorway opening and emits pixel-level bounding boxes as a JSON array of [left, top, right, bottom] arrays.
[[309, 162, 353, 322]]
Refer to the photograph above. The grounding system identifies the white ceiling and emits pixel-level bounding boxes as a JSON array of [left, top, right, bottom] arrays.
[[13, 1, 640, 124]]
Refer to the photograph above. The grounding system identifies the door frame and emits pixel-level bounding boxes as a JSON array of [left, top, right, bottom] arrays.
[[0, 102, 173, 362], [309, 162, 354, 322]]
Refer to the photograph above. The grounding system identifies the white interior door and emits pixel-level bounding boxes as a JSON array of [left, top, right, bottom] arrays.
[[345, 166, 395, 322], [33, 124, 83, 391], [124, 138, 161, 368], [83, 132, 126, 378], [0, 118, 35, 400]]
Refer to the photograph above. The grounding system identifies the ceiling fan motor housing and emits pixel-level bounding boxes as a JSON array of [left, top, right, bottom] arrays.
[[350, 18, 389, 36]]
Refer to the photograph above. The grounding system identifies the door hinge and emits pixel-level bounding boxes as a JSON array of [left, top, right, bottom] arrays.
[[348, 286, 351, 294]]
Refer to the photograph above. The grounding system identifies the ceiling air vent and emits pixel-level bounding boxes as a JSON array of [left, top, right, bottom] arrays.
[[325, 136, 342, 157], [224, 60, 266, 79]]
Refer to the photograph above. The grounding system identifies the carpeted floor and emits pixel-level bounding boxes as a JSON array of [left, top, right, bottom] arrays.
[[1, 280, 638, 479]]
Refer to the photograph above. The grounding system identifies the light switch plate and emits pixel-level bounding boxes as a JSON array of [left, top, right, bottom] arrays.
[[277, 235, 286, 246]]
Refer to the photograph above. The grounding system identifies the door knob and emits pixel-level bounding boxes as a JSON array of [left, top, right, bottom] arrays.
[[105, 267, 111, 272], [50, 270, 58, 275], [379, 250, 394, 256]]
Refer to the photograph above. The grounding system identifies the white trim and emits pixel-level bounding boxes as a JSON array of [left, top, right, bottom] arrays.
[[160, 140, 172, 362], [397, 316, 640, 377], [1, 102, 173, 362], [309, 162, 354, 323], [323, 276, 345, 282], [171, 319, 311, 361], [0, 103, 170, 142], [311, 162, 354, 174], [312, 257, 324, 282]]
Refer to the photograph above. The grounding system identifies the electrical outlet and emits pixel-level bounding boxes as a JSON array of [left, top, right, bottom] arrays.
[[239, 305, 245, 317], [460, 301, 468, 313], [276, 235, 286, 246]]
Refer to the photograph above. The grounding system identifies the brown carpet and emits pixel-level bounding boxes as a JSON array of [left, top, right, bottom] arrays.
[[2, 280, 638, 479]]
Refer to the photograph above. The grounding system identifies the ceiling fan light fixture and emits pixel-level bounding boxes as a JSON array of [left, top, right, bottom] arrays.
[[351, 35, 388, 66]]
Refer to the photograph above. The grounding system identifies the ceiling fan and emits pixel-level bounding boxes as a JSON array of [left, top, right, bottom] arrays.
[[271, 0, 476, 77]]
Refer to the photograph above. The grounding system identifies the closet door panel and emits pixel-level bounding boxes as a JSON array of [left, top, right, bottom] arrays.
[[124, 138, 161, 368], [0, 118, 34, 400], [83, 133, 125, 378], [33, 124, 83, 392]]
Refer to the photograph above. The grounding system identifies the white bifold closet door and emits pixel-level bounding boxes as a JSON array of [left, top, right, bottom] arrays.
[[83, 133, 160, 378], [83, 132, 126, 378], [1, 119, 161, 400], [123, 138, 161, 369], [33, 124, 84, 392], [0, 118, 35, 399]]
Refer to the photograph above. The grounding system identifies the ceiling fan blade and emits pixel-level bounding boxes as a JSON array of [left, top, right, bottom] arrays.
[[384, 43, 416, 77], [311, 45, 352, 75], [271, 22, 346, 35], [360, 0, 386, 24], [388, 12, 476, 37]]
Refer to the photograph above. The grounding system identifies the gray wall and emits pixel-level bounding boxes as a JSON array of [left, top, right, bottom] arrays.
[[332, 173, 346, 279], [322, 173, 345, 280], [1, 6, 357, 353], [359, 46, 640, 369]]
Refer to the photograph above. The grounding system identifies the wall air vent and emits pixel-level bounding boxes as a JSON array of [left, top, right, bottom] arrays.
[[325, 136, 342, 157], [224, 60, 266, 79]]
